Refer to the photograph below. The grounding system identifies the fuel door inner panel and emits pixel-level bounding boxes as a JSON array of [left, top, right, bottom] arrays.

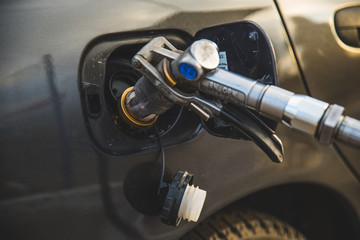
[[78, 21, 278, 155]]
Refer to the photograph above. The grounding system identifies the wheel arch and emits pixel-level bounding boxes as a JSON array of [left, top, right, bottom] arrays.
[[229, 183, 360, 239], [194, 183, 360, 240]]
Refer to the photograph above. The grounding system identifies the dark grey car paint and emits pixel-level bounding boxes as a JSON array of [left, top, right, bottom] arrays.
[[0, 0, 359, 239], [276, 0, 360, 178]]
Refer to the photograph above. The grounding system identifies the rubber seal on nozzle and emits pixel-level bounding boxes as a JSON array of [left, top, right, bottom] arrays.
[[118, 86, 158, 127]]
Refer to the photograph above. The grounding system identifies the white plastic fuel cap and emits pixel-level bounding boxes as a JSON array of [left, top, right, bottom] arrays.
[[178, 185, 207, 222]]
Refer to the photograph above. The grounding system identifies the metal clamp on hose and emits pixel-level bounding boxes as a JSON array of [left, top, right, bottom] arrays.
[[335, 116, 360, 148]]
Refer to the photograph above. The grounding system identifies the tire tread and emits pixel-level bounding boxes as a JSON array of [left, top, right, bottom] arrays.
[[181, 209, 307, 240]]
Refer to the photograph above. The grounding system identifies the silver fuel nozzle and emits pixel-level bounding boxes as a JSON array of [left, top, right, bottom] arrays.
[[170, 39, 219, 89]]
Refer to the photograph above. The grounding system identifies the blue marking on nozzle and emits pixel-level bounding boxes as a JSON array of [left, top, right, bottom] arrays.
[[179, 63, 197, 79]]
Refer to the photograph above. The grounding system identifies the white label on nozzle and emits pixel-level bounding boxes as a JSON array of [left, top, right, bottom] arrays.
[[218, 51, 228, 70]]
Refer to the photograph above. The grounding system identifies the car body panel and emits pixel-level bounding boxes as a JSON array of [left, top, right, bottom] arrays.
[[276, 0, 360, 183], [0, 0, 359, 239]]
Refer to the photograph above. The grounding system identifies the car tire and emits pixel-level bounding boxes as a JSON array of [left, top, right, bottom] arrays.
[[181, 209, 307, 240]]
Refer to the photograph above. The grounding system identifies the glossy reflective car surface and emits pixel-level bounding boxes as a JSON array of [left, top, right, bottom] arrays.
[[0, 0, 359, 239]]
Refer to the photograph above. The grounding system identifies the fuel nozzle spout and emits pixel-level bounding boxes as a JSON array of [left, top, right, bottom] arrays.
[[118, 75, 174, 127]]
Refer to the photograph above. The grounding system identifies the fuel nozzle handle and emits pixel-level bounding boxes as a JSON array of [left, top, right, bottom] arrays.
[[122, 37, 360, 147], [172, 39, 360, 147], [200, 67, 360, 147]]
